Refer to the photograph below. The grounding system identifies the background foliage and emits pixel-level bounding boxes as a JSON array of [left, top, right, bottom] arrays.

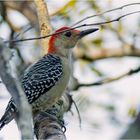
[[0, 0, 140, 139]]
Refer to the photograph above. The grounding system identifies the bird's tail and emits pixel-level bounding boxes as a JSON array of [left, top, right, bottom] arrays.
[[0, 115, 9, 130], [0, 98, 17, 130], [0, 110, 16, 131], [0, 119, 6, 130]]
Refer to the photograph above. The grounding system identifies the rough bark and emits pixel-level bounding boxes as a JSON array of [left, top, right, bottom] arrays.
[[0, 39, 33, 139], [34, 0, 51, 55]]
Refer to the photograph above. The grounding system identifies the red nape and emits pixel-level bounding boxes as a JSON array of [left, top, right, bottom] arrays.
[[48, 27, 71, 54], [48, 35, 57, 54]]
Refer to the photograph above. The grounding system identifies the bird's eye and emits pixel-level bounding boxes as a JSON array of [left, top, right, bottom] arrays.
[[64, 31, 72, 37]]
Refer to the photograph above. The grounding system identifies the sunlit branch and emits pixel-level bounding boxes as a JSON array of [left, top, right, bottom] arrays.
[[34, 0, 51, 54]]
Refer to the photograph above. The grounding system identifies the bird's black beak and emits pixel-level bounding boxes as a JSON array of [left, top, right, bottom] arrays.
[[79, 28, 99, 38]]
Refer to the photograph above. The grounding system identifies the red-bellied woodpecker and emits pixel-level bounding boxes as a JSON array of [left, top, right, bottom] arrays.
[[0, 26, 98, 130]]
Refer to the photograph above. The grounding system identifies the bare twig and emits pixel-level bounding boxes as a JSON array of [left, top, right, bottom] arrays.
[[72, 2, 140, 26], [72, 97, 82, 129], [73, 66, 140, 90], [85, 11, 140, 26], [14, 25, 33, 40], [4, 9, 140, 44], [0, 39, 33, 139]]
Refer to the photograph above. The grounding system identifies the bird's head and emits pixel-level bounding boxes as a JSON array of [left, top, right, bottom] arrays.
[[48, 26, 98, 56]]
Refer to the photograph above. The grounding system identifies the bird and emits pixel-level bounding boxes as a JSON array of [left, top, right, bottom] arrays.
[[0, 26, 98, 130]]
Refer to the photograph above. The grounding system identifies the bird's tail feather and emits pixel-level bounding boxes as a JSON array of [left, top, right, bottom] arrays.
[[0, 120, 5, 130], [0, 98, 17, 131]]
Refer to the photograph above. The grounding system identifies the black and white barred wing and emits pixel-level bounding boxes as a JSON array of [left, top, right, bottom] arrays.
[[21, 54, 63, 103]]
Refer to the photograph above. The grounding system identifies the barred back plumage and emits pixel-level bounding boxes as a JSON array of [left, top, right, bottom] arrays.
[[21, 54, 63, 103]]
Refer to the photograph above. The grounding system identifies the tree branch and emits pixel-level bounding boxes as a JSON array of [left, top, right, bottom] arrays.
[[72, 2, 140, 26], [0, 39, 33, 139], [34, 0, 51, 55], [72, 65, 140, 90], [84, 11, 140, 26], [4, 4, 140, 43]]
